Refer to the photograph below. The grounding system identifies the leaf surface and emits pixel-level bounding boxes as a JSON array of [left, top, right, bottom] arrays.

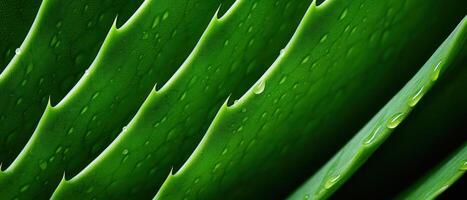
[[0, 0, 221, 198], [154, 0, 466, 199], [0, 0, 143, 166], [0, 0, 41, 71], [288, 17, 467, 200], [51, 0, 313, 199]]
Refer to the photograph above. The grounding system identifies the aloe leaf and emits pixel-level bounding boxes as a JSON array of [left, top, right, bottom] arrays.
[[0, 0, 41, 72], [0, 0, 143, 166], [0, 0, 222, 198], [333, 30, 467, 200], [288, 17, 467, 200], [50, 0, 313, 199], [396, 142, 466, 200], [154, 0, 466, 199]]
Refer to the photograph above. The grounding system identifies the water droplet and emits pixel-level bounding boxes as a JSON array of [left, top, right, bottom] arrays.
[[303, 194, 310, 199], [408, 86, 425, 107], [221, 148, 228, 155], [386, 112, 405, 129], [122, 149, 129, 155], [152, 16, 161, 28], [248, 38, 255, 46], [122, 126, 128, 131], [26, 64, 34, 74], [92, 92, 100, 100], [21, 79, 27, 86], [224, 40, 229, 46], [435, 185, 449, 196], [162, 11, 169, 20], [50, 35, 58, 47], [86, 186, 94, 193], [324, 174, 341, 189], [180, 92, 187, 101], [56, 146, 63, 153], [67, 127, 74, 135], [16, 98, 23, 105], [20, 185, 30, 192], [80, 106, 89, 114], [212, 163, 221, 173], [320, 34, 328, 43], [432, 62, 442, 81], [460, 161, 467, 171], [252, 2, 258, 10], [280, 48, 285, 55], [253, 80, 265, 94], [15, 48, 21, 55], [363, 125, 382, 145], [301, 56, 310, 64], [142, 32, 149, 40], [39, 160, 47, 170], [279, 76, 287, 84], [339, 9, 348, 20]]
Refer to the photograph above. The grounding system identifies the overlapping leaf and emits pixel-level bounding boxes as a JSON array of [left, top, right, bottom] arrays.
[[0, 0, 221, 198], [154, 0, 466, 199], [288, 17, 467, 199], [0, 0, 142, 166], [50, 0, 313, 199]]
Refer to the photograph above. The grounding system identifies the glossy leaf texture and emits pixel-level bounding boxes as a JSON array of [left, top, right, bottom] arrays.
[[51, 0, 312, 199], [0, 0, 465, 199], [288, 17, 467, 200], [0, 0, 143, 166], [0, 0, 221, 198], [154, 0, 466, 199]]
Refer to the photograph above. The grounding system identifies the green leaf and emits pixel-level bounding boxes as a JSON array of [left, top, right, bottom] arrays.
[[0, 0, 143, 166], [50, 0, 313, 199], [288, 16, 467, 200], [397, 142, 466, 200], [154, 0, 466, 199], [0, 0, 41, 72], [0, 0, 221, 199], [332, 29, 467, 200]]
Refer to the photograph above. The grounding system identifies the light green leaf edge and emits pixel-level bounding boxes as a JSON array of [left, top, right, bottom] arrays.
[[288, 16, 467, 200], [397, 142, 466, 200], [154, 0, 465, 199], [50, 0, 312, 199], [0, 0, 141, 166], [0, 0, 221, 199]]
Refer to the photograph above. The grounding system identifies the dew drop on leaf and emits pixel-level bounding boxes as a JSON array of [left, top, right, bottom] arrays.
[[460, 160, 467, 171], [324, 174, 341, 189], [363, 125, 382, 145], [253, 80, 265, 94], [386, 112, 405, 129], [408, 86, 425, 107], [431, 62, 442, 81]]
